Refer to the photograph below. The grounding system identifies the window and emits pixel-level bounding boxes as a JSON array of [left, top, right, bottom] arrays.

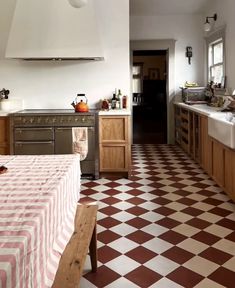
[[206, 27, 225, 86], [208, 39, 224, 84]]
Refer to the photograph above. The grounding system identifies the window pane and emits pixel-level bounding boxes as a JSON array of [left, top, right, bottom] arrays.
[[214, 42, 223, 64], [208, 45, 213, 67], [211, 64, 223, 83]]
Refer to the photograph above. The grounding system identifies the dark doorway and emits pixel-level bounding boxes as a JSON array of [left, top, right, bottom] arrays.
[[132, 50, 167, 144]]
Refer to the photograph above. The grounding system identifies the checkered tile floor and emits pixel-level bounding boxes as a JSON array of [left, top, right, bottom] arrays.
[[80, 144, 235, 288]]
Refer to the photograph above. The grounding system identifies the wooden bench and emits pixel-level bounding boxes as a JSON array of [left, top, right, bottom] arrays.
[[52, 204, 98, 288]]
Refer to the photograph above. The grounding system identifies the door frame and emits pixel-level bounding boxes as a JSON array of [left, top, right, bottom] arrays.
[[130, 39, 176, 144]]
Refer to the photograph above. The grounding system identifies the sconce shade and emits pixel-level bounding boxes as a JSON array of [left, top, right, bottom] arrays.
[[68, 0, 87, 8]]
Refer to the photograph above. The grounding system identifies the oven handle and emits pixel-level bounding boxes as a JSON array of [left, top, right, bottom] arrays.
[[15, 141, 54, 145]]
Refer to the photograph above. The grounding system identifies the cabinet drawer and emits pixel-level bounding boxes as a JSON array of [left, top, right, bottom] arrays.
[[15, 141, 54, 155], [14, 127, 54, 141]]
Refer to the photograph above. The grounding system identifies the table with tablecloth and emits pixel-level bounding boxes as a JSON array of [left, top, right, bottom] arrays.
[[0, 154, 81, 288]]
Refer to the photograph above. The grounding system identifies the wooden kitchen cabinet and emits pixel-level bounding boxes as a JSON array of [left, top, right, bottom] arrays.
[[0, 117, 9, 155], [200, 115, 212, 175], [211, 139, 224, 188], [99, 115, 131, 177]]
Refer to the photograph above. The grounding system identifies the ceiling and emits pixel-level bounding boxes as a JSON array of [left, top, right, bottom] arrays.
[[130, 0, 213, 16]]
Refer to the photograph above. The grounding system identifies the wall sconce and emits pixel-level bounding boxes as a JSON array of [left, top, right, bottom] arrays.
[[186, 46, 192, 64], [68, 0, 87, 8], [204, 13, 217, 32]]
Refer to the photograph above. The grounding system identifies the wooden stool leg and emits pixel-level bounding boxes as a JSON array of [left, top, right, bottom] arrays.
[[89, 223, 97, 272]]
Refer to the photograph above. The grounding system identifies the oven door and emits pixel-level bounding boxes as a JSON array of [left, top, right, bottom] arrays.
[[14, 141, 54, 155]]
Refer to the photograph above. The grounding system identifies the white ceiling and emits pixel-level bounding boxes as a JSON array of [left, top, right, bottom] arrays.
[[130, 0, 213, 16]]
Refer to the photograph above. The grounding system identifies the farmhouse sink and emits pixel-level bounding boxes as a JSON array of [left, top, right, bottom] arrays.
[[208, 112, 235, 149]]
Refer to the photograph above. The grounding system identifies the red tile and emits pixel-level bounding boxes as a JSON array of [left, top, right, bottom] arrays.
[[126, 230, 154, 244], [186, 218, 211, 229], [192, 231, 220, 245], [126, 206, 148, 216], [126, 217, 152, 229], [202, 198, 223, 206], [84, 265, 120, 287], [208, 207, 232, 217], [98, 217, 122, 229], [153, 206, 175, 216], [101, 197, 120, 205], [151, 197, 171, 205], [162, 246, 195, 264], [103, 189, 120, 196], [158, 230, 187, 245], [98, 246, 122, 263], [126, 189, 144, 196], [199, 247, 233, 265], [167, 266, 204, 288], [177, 197, 197, 206], [98, 230, 121, 244], [125, 246, 157, 264], [156, 217, 181, 229], [125, 266, 162, 287], [208, 267, 235, 288], [99, 206, 121, 216], [181, 207, 204, 216], [216, 218, 235, 230], [226, 231, 235, 242], [126, 197, 146, 205]]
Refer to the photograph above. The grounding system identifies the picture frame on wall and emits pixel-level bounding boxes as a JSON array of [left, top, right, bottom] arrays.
[[148, 68, 160, 80]]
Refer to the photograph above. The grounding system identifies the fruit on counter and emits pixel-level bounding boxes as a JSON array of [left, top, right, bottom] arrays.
[[184, 81, 199, 87]]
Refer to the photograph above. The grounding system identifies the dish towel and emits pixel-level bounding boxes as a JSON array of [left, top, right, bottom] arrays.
[[72, 127, 88, 161]]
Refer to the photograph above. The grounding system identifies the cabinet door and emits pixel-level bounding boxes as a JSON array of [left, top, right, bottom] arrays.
[[99, 116, 128, 143], [212, 140, 224, 187], [0, 117, 9, 155], [223, 147, 235, 202], [200, 116, 212, 175], [99, 144, 129, 171]]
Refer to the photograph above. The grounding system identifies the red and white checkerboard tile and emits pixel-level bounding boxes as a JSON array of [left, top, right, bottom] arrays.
[[80, 144, 235, 288]]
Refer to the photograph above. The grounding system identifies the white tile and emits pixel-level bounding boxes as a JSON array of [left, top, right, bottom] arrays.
[[110, 223, 137, 236], [149, 277, 184, 288], [223, 256, 235, 272], [157, 179, 175, 186], [97, 211, 108, 220], [156, 173, 171, 179], [90, 185, 110, 192], [177, 238, 208, 254], [204, 224, 232, 238], [135, 173, 152, 179], [108, 237, 138, 254], [142, 223, 168, 237], [176, 173, 192, 179], [139, 201, 159, 211], [114, 178, 132, 185], [114, 193, 133, 201], [113, 201, 134, 210], [168, 212, 193, 223], [186, 194, 207, 201], [105, 277, 139, 288], [197, 212, 222, 223], [141, 211, 164, 222], [162, 193, 182, 201], [114, 185, 133, 192], [182, 186, 202, 193], [143, 238, 173, 254], [164, 202, 187, 211], [213, 239, 235, 255], [212, 193, 230, 201], [145, 255, 179, 276], [206, 186, 223, 193], [194, 278, 225, 288], [136, 186, 156, 193], [183, 256, 219, 277], [159, 186, 178, 193], [112, 211, 135, 222], [218, 202, 235, 212], [106, 255, 139, 276], [191, 202, 214, 211], [172, 224, 200, 237], [80, 277, 97, 288]]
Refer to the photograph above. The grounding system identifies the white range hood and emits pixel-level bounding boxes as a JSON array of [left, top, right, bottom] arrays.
[[5, 0, 104, 60]]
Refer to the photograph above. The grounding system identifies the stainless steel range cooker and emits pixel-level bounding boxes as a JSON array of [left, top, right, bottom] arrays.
[[9, 109, 99, 179]]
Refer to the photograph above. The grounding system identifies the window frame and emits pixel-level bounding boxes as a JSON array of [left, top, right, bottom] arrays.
[[205, 26, 226, 85]]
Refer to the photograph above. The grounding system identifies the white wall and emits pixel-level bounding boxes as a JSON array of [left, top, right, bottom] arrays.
[[0, 0, 130, 109], [205, 0, 235, 93]]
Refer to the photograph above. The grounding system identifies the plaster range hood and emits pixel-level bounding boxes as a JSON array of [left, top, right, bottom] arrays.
[[5, 0, 104, 61]]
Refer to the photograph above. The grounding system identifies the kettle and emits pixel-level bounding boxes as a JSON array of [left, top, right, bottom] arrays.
[[71, 94, 89, 112]]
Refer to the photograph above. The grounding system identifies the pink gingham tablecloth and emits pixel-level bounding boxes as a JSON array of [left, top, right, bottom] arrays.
[[0, 154, 81, 288]]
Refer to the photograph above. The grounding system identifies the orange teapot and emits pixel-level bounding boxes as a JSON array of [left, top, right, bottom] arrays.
[[71, 94, 89, 113]]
